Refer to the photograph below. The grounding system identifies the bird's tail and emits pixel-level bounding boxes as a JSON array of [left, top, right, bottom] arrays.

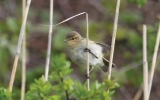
[[100, 58, 116, 72]]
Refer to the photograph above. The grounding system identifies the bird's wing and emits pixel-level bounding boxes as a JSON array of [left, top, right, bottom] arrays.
[[96, 42, 110, 53]]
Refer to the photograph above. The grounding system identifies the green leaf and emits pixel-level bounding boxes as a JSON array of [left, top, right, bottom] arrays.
[[105, 80, 120, 90], [63, 78, 74, 90], [25, 54, 118, 100], [50, 95, 61, 100], [59, 69, 73, 77], [0, 88, 12, 100]]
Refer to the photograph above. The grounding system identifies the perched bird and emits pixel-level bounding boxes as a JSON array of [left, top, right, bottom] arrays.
[[64, 31, 115, 73]]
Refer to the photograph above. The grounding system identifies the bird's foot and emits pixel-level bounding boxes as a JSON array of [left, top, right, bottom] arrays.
[[84, 48, 90, 52], [85, 74, 91, 79], [89, 66, 94, 74]]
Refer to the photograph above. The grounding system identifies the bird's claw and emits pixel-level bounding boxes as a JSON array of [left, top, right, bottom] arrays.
[[86, 74, 91, 79], [84, 48, 90, 52]]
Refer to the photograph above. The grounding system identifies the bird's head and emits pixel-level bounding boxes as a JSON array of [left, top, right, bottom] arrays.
[[64, 31, 82, 48]]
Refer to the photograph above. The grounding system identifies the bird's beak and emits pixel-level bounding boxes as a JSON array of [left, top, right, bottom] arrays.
[[64, 39, 67, 42]]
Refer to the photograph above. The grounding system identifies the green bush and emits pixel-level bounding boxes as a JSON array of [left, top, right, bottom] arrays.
[[0, 88, 12, 100], [24, 54, 119, 100]]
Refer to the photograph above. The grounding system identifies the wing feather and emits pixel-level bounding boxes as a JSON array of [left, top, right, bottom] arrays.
[[96, 42, 110, 52]]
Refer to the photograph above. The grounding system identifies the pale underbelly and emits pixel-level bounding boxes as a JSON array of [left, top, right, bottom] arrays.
[[69, 48, 103, 67]]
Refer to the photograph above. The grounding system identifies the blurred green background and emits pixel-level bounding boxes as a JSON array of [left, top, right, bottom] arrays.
[[0, 0, 160, 99]]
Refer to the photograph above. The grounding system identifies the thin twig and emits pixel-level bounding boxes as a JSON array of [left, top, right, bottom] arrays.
[[132, 53, 160, 100], [108, 0, 121, 79], [142, 25, 148, 100], [40, 12, 87, 27], [133, 59, 160, 100], [120, 86, 132, 100], [133, 84, 143, 100], [9, 0, 31, 92], [21, 0, 26, 99], [118, 53, 160, 74], [86, 13, 90, 91], [60, 77, 69, 100], [148, 22, 160, 97], [44, 0, 54, 82]]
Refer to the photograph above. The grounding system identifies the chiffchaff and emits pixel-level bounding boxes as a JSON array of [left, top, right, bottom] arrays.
[[64, 31, 115, 72]]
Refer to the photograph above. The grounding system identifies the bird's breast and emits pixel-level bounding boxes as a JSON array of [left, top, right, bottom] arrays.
[[68, 42, 103, 67]]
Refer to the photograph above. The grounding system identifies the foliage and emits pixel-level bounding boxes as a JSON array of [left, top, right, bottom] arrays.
[[25, 77, 61, 100], [72, 80, 119, 100], [25, 54, 119, 100], [0, 88, 12, 100]]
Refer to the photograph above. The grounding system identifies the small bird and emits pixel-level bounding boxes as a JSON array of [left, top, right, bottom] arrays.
[[64, 31, 115, 73]]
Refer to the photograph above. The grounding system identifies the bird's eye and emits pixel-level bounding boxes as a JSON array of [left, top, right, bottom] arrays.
[[71, 38, 75, 40]]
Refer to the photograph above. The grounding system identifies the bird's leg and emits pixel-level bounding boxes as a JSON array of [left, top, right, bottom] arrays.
[[86, 74, 90, 79], [85, 66, 94, 79], [89, 65, 94, 74], [84, 48, 98, 59]]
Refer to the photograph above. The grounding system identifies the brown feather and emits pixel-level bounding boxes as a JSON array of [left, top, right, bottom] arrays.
[[96, 42, 110, 53], [100, 58, 116, 72]]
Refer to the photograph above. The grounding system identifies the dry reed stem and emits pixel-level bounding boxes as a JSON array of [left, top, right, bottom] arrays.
[[9, 0, 31, 92], [120, 86, 132, 100], [86, 13, 90, 91], [142, 25, 148, 100], [133, 53, 160, 100], [133, 84, 143, 100], [44, 0, 54, 82], [42, 12, 90, 90], [148, 22, 160, 97], [108, 0, 121, 79], [40, 12, 87, 27], [21, 0, 26, 99]]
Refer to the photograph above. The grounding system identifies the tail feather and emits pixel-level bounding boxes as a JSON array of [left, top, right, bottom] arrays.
[[100, 66, 108, 72], [100, 58, 116, 72]]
